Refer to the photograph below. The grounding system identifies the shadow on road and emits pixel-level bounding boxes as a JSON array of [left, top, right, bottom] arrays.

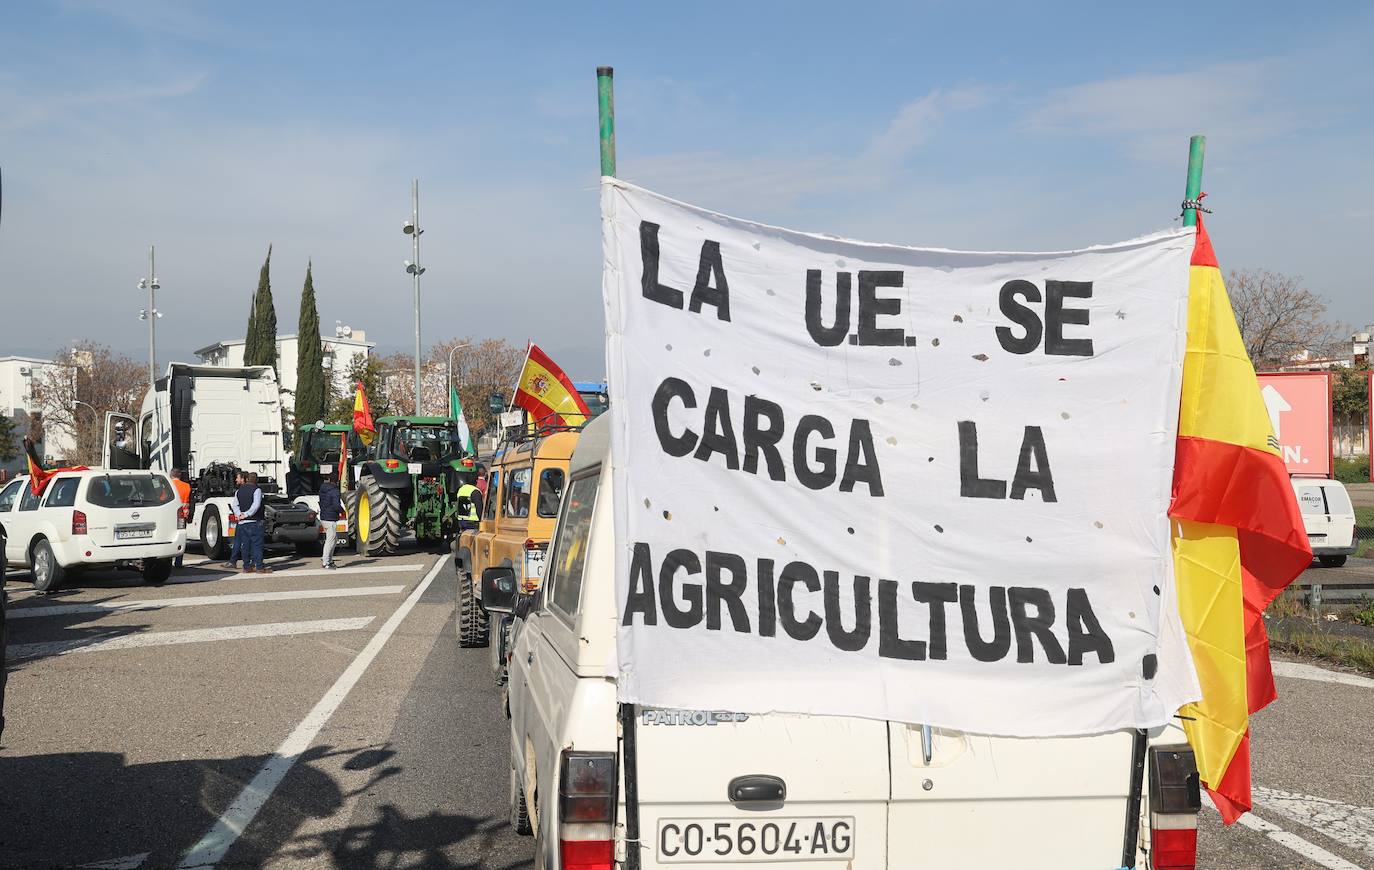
[[0, 743, 522, 869]]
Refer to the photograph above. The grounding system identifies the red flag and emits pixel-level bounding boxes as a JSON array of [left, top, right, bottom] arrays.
[[22, 437, 88, 496]]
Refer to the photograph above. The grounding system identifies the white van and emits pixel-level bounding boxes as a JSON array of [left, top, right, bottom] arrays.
[[486, 415, 1202, 870], [0, 470, 187, 592], [1289, 476, 1357, 568]]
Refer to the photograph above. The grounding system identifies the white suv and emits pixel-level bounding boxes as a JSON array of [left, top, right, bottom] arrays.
[[487, 415, 1202, 870], [0, 470, 187, 593]]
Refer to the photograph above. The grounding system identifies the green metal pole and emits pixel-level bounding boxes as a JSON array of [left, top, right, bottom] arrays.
[[1182, 134, 1206, 227], [598, 66, 616, 177]]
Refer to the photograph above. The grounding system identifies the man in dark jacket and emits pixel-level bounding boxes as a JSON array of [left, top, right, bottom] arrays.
[[318, 473, 342, 569], [236, 472, 269, 574]]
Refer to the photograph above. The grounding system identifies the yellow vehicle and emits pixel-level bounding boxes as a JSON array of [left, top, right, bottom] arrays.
[[454, 428, 579, 650]]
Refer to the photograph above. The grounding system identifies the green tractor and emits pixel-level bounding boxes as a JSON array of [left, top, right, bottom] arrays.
[[287, 423, 362, 498], [348, 416, 476, 555]]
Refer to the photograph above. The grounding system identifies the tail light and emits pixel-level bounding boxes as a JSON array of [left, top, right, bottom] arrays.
[[178, 504, 189, 529], [1149, 744, 1200, 870], [384, 459, 401, 469], [559, 750, 616, 870], [72, 510, 88, 535], [524, 538, 542, 550]]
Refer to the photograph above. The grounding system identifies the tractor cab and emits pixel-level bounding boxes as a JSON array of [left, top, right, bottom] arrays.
[[288, 423, 364, 497]]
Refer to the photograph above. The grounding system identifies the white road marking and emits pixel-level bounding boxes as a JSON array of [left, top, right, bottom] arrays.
[[1254, 787, 1374, 858], [79, 853, 149, 869], [8, 617, 375, 660], [1205, 794, 1366, 870], [8, 586, 405, 619], [174, 564, 425, 583], [1272, 660, 1374, 689], [176, 556, 447, 869]]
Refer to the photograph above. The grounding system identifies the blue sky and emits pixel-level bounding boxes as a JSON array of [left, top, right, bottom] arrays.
[[2, 1, 1372, 378]]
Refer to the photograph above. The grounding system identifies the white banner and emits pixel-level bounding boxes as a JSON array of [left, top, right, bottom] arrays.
[[601, 180, 1201, 736]]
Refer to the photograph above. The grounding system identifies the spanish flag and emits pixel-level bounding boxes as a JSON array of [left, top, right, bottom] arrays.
[[23, 437, 88, 496], [353, 382, 376, 446], [513, 343, 592, 428], [1169, 210, 1311, 823]]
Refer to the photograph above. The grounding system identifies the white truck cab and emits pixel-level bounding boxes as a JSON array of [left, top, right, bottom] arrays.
[[488, 415, 1202, 870], [1289, 476, 1357, 567]]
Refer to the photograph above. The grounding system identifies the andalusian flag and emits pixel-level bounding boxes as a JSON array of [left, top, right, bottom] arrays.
[[513, 343, 592, 428], [1169, 211, 1310, 823], [353, 382, 376, 446], [449, 385, 476, 455]]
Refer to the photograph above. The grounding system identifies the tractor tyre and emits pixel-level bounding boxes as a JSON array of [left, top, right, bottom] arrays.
[[457, 569, 489, 648], [354, 476, 401, 556]]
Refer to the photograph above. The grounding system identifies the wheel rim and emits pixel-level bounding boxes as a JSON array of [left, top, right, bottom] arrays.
[[358, 490, 371, 542], [34, 547, 52, 584], [206, 515, 220, 549]]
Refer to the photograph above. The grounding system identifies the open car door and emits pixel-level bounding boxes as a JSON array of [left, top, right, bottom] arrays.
[[104, 411, 142, 470]]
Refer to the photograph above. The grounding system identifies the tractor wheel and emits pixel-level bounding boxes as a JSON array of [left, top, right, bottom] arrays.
[[457, 569, 489, 648], [354, 476, 401, 556]]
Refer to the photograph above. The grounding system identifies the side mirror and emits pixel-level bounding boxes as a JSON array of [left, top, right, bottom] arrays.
[[481, 566, 518, 614]]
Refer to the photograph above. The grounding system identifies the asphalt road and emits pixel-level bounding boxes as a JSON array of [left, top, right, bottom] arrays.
[[2, 545, 1371, 869], [1, 543, 534, 870]]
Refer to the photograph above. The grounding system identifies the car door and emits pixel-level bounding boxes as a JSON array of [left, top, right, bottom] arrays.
[[8, 483, 45, 566], [0, 479, 25, 564], [507, 584, 548, 822]]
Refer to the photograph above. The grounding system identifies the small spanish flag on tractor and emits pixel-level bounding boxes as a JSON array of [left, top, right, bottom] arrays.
[[513, 342, 592, 428], [353, 382, 376, 446], [1169, 208, 1311, 823]]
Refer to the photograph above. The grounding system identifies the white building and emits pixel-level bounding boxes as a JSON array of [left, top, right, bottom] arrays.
[[0, 355, 77, 465], [194, 326, 374, 403]]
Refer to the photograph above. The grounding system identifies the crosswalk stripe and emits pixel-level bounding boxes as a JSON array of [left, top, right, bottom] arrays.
[[8, 617, 376, 661], [8, 586, 406, 620], [1272, 660, 1374, 689], [176, 564, 426, 582], [1253, 787, 1374, 859], [1205, 794, 1366, 870]]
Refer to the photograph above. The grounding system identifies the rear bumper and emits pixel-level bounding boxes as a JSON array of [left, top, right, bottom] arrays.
[[1312, 544, 1356, 557], [269, 525, 318, 544], [54, 535, 185, 566]]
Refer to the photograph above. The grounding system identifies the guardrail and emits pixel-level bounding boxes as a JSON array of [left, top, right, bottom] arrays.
[[1292, 582, 1374, 607]]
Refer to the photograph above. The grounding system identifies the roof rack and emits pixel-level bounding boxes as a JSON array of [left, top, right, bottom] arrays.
[[500, 411, 588, 447]]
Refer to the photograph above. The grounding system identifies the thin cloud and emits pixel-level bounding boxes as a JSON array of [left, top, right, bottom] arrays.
[[0, 71, 208, 135]]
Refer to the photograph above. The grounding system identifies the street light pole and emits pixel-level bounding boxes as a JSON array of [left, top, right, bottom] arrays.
[[403, 180, 425, 415], [447, 342, 472, 409], [137, 246, 161, 389]]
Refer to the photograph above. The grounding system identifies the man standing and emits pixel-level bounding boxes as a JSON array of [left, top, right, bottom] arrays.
[[455, 470, 482, 537], [169, 469, 192, 568], [223, 471, 247, 570], [236, 472, 270, 574], [318, 472, 342, 570]]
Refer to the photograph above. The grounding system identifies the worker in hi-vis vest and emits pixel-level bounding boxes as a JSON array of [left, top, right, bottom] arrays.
[[455, 472, 482, 535]]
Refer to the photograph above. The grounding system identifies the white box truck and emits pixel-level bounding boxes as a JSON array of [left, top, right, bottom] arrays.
[[104, 363, 320, 560]]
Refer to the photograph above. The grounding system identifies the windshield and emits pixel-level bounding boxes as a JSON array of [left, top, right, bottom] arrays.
[[306, 429, 361, 462], [579, 389, 609, 419], [86, 474, 176, 508], [394, 424, 465, 463]]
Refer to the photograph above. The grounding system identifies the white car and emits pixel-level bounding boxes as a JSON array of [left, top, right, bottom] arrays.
[[486, 415, 1202, 870], [1290, 476, 1357, 567], [0, 469, 187, 593]]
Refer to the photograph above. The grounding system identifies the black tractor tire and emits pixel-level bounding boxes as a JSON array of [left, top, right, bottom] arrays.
[[355, 476, 401, 556], [457, 570, 489, 648], [142, 558, 173, 586], [30, 538, 67, 594], [1319, 554, 1348, 568], [201, 508, 227, 561], [344, 488, 360, 549]]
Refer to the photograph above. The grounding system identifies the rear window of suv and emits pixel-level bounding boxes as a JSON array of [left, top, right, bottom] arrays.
[[86, 474, 175, 508]]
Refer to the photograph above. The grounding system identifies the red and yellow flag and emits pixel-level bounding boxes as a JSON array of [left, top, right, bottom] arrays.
[[1169, 211, 1311, 823], [513, 343, 592, 428], [353, 382, 376, 446], [22, 437, 88, 496]]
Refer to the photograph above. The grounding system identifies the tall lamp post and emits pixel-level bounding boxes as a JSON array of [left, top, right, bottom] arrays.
[[447, 342, 471, 408], [137, 246, 161, 389], [402, 180, 425, 415]]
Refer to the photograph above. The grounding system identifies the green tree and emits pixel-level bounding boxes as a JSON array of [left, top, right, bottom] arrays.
[[0, 413, 19, 463], [327, 355, 392, 424], [1333, 362, 1369, 420], [244, 245, 278, 371], [294, 262, 328, 445]]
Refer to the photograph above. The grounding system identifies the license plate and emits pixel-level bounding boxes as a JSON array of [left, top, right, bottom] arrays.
[[115, 529, 153, 540], [524, 548, 546, 582], [657, 817, 854, 863]]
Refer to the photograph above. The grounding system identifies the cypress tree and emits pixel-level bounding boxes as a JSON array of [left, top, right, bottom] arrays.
[[245, 245, 278, 372], [294, 261, 328, 436]]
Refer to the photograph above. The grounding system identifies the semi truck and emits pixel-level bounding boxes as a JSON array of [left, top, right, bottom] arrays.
[[104, 363, 320, 560]]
